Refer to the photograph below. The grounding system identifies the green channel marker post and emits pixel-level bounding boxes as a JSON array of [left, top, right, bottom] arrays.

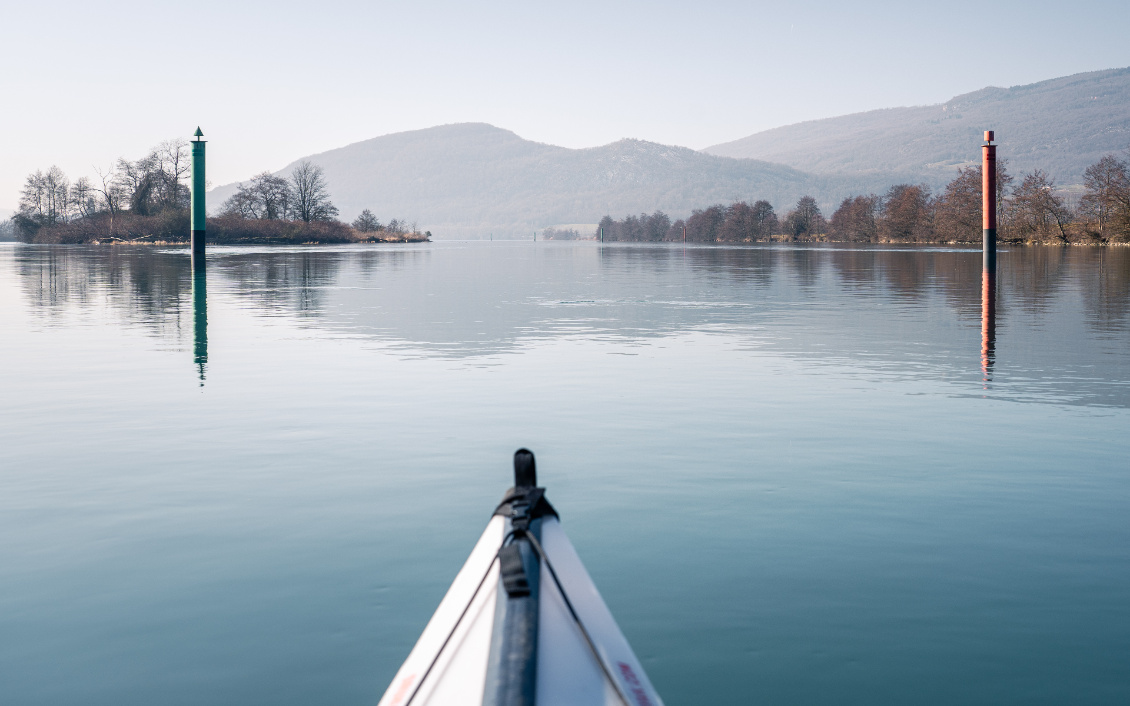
[[191, 127, 207, 264]]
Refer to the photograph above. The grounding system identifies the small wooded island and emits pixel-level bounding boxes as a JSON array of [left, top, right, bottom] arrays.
[[9, 137, 429, 245]]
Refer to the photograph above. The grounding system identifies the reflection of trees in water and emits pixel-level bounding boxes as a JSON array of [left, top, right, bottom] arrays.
[[734, 245, 983, 306], [612, 245, 778, 289], [782, 247, 821, 288], [875, 251, 935, 299], [825, 247, 987, 323], [989, 247, 1130, 329], [700, 246, 777, 288], [819, 246, 1115, 326], [17, 245, 189, 339], [215, 249, 429, 316], [1000, 247, 1071, 316], [18, 247, 94, 308], [1083, 248, 1130, 331], [11, 243, 1130, 365], [827, 248, 881, 290], [679, 245, 990, 310], [216, 251, 343, 316], [927, 253, 984, 318]]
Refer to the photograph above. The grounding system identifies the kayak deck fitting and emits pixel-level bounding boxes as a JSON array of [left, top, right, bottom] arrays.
[[378, 449, 664, 706]]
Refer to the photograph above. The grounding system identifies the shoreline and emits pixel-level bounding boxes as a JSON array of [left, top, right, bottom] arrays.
[[73, 234, 429, 246], [9, 238, 1126, 248], [4, 234, 1125, 246]]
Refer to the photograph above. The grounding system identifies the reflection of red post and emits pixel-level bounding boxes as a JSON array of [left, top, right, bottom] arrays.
[[981, 269, 996, 381], [982, 130, 997, 276]]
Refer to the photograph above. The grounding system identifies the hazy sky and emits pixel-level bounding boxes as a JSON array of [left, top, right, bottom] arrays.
[[2, 0, 1127, 209]]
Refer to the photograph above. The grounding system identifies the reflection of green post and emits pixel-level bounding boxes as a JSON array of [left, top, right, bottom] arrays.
[[191, 127, 207, 263], [192, 265, 208, 385]]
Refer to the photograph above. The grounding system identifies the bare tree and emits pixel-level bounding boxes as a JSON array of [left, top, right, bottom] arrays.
[[992, 158, 1014, 236], [685, 205, 726, 241], [46, 166, 70, 224], [18, 171, 47, 224], [92, 164, 126, 236], [934, 167, 980, 241], [290, 161, 339, 223], [254, 173, 291, 220], [115, 141, 190, 215], [879, 184, 934, 242], [220, 187, 260, 219], [749, 200, 779, 239], [150, 139, 191, 210], [783, 195, 825, 239], [1081, 155, 1130, 240], [220, 172, 292, 220], [352, 209, 381, 232], [1011, 170, 1072, 242], [18, 166, 70, 225], [830, 194, 880, 241], [115, 155, 155, 214], [70, 177, 98, 219], [721, 201, 778, 241]]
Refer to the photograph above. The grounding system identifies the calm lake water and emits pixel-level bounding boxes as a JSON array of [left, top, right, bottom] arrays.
[[1, 241, 1128, 705]]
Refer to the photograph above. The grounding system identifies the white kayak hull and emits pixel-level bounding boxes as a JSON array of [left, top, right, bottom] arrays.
[[378, 452, 663, 706]]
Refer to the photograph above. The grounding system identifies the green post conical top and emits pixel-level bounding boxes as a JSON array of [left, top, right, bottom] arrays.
[[191, 127, 206, 261]]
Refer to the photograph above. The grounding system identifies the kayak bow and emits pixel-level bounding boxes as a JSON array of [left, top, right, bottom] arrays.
[[378, 449, 663, 706]]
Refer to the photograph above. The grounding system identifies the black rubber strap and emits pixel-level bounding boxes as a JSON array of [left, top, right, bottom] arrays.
[[493, 487, 558, 523], [498, 543, 531, 597]]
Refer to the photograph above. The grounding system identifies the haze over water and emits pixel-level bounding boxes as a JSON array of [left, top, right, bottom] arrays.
[[1, 242, 1128, 705]]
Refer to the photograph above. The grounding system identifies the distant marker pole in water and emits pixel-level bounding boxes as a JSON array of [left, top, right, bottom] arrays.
[[982, 130, 996, 277], [600, 227, 603, 243], [191, 127, 207, 265]]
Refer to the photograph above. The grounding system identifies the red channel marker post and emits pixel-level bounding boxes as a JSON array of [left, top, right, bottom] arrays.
[[982, 130, 997, 277], [981, 130, 997, 380]]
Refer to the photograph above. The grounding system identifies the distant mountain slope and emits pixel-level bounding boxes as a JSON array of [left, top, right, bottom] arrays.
[[208, 124, 882, 238], [704, 67, 1130, 188]]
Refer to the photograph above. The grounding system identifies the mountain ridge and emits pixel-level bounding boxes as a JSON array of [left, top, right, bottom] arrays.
[[208, 123, 889, 237], [205, 67, 1130, 238], [704, 67, 1130, 186]]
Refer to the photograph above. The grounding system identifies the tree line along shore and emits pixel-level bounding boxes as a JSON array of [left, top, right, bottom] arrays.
[[6, 138, 429, 245], [8, 140, 1130, 248], [591, 154, 1130, 245]]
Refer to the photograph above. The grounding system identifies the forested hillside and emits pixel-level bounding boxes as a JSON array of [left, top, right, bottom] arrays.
[[705, 67, 1130, 188]]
